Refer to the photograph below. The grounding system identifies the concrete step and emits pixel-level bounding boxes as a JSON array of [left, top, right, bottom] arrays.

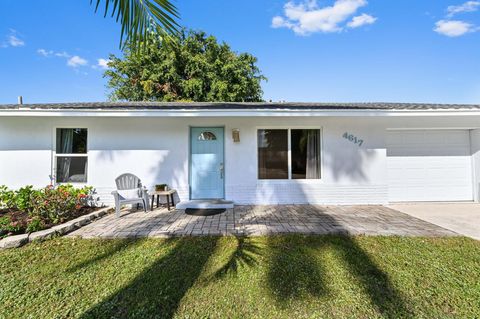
[[176, 199, 234, 210]]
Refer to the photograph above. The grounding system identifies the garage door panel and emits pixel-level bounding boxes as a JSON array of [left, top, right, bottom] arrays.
[[425, 129, 466, 139], [434, 171, 471, 181], [388, 147, 469, 157], [389, 187, 471, 202], [386, 132, 403, 145], [387, 130, 473, 202], [401, 131, 426, 143]]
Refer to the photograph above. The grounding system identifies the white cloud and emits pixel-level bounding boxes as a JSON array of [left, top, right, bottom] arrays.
[[67, 55, 88, 67], [434, 20, 475, 36], [347, 13, 377, 28], [2, 30, 25, 48], [8, 35, 24, 47], [446, 1, 480, 17], [37, 49, 71, 58], [55, 51, 70, 58], [434, 1, 480, 37], [37, 48, 52, 57], [37, 48, 89, 70], [272, 16, 288, 28], [96, 58, 110, 69], [271, 0, 375, 35]]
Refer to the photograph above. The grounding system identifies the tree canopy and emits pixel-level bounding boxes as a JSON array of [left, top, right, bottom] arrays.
[[104, 30, 266, 102]]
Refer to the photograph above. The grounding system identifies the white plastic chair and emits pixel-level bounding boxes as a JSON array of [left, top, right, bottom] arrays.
[[111, 173, 149, 217]]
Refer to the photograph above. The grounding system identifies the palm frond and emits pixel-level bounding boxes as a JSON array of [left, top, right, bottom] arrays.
[[91, 0, 180, 49]]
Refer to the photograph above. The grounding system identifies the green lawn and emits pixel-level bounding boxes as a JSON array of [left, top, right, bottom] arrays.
[[1, 235, 479, 319]]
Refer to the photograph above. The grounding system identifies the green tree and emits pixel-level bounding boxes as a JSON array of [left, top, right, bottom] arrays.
[[105, 30, 267, 102]]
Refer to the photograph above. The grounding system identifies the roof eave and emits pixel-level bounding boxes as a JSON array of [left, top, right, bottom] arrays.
[[2, 108, 480, 117]]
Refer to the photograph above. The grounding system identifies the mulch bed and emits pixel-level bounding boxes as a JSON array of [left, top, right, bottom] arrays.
[[0, 207, 97, 238]]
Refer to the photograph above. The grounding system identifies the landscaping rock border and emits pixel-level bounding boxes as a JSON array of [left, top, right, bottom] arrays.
[[0, 206, 113, 249]]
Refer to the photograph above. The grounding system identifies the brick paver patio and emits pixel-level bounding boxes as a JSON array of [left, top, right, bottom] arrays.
[[67, 205, 457, 238]]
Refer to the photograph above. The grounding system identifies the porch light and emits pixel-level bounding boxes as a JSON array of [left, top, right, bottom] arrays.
[[232, 129, 240, 143]]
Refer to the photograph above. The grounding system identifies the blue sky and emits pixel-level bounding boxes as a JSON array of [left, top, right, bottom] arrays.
[[0, 0, 479, 104]]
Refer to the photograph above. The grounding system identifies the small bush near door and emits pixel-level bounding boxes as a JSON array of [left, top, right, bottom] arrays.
[[0, 185, 97, 238]]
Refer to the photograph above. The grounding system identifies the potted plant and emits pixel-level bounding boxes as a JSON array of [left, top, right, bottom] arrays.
[[155, 184, 168, 191]]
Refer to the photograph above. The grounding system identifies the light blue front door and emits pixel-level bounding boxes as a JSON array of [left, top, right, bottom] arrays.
[[190, 127, 224, 199]]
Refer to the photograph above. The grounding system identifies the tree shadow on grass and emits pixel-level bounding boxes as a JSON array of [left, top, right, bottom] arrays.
[[330, 236, 414, 318], [266, 216, 415, 318], [213, 236, 262, 279], [266, 235, 329, 303], [67, 239, 141, 273], [80, 236, 219, 319]]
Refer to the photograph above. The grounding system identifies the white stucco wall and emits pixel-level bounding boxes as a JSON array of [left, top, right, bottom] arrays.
[[1, 115, 480, 205], [0, 118, 53, 188]]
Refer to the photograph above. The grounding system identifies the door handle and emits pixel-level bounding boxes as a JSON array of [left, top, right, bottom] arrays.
[[220, 163, 224, 179]]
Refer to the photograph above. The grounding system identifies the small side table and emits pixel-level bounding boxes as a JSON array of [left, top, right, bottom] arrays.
[[150, 189, 176, 211]]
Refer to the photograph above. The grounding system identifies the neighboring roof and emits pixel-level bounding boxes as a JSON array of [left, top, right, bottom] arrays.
[[1, 101, 480, 111]]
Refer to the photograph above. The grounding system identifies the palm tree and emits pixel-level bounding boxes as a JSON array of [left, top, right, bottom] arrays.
[[91, 0, 180, 48]]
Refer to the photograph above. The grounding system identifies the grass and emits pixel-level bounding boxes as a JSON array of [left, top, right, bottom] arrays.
[[1, 235, 479, 318]]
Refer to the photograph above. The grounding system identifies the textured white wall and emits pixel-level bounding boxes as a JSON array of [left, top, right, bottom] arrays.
[[1, 115, 480, 205], [0, 118, 53, 188]]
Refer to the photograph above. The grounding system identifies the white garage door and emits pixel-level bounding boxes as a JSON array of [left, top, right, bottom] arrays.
[[387, 130, 473, 202]]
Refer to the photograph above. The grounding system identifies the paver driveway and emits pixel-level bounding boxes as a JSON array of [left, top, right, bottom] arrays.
[[68, 205, 457, 238]]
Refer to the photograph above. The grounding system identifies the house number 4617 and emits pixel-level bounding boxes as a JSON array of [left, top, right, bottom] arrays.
[[343, 132, 364, 147]]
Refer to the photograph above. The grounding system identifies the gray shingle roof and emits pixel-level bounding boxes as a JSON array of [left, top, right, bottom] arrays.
[[1, 101, 480, 111]]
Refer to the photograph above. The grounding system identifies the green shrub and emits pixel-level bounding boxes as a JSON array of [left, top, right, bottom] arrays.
[[26, 217, 45, 233], [0, 216, 10, 231], [0, 214, 27, 234], [0, 185, 15, 209], [0, 185, 40, 213], [30, 185, 95, 225], [14, 186, 38, 213], [0, 216, 9, 238], [0, 185, 96, 234]]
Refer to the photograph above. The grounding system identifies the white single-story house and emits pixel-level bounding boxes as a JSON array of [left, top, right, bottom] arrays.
[[1, 102, 480, 206]]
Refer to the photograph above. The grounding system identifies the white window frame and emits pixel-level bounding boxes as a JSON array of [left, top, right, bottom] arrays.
[[52, 127, 89, 185], [256, 127, 323, 181]]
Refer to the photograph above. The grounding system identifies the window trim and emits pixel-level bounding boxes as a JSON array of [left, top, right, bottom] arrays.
[[256, 126, 323, 182], [52, 127, 89, 185]]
